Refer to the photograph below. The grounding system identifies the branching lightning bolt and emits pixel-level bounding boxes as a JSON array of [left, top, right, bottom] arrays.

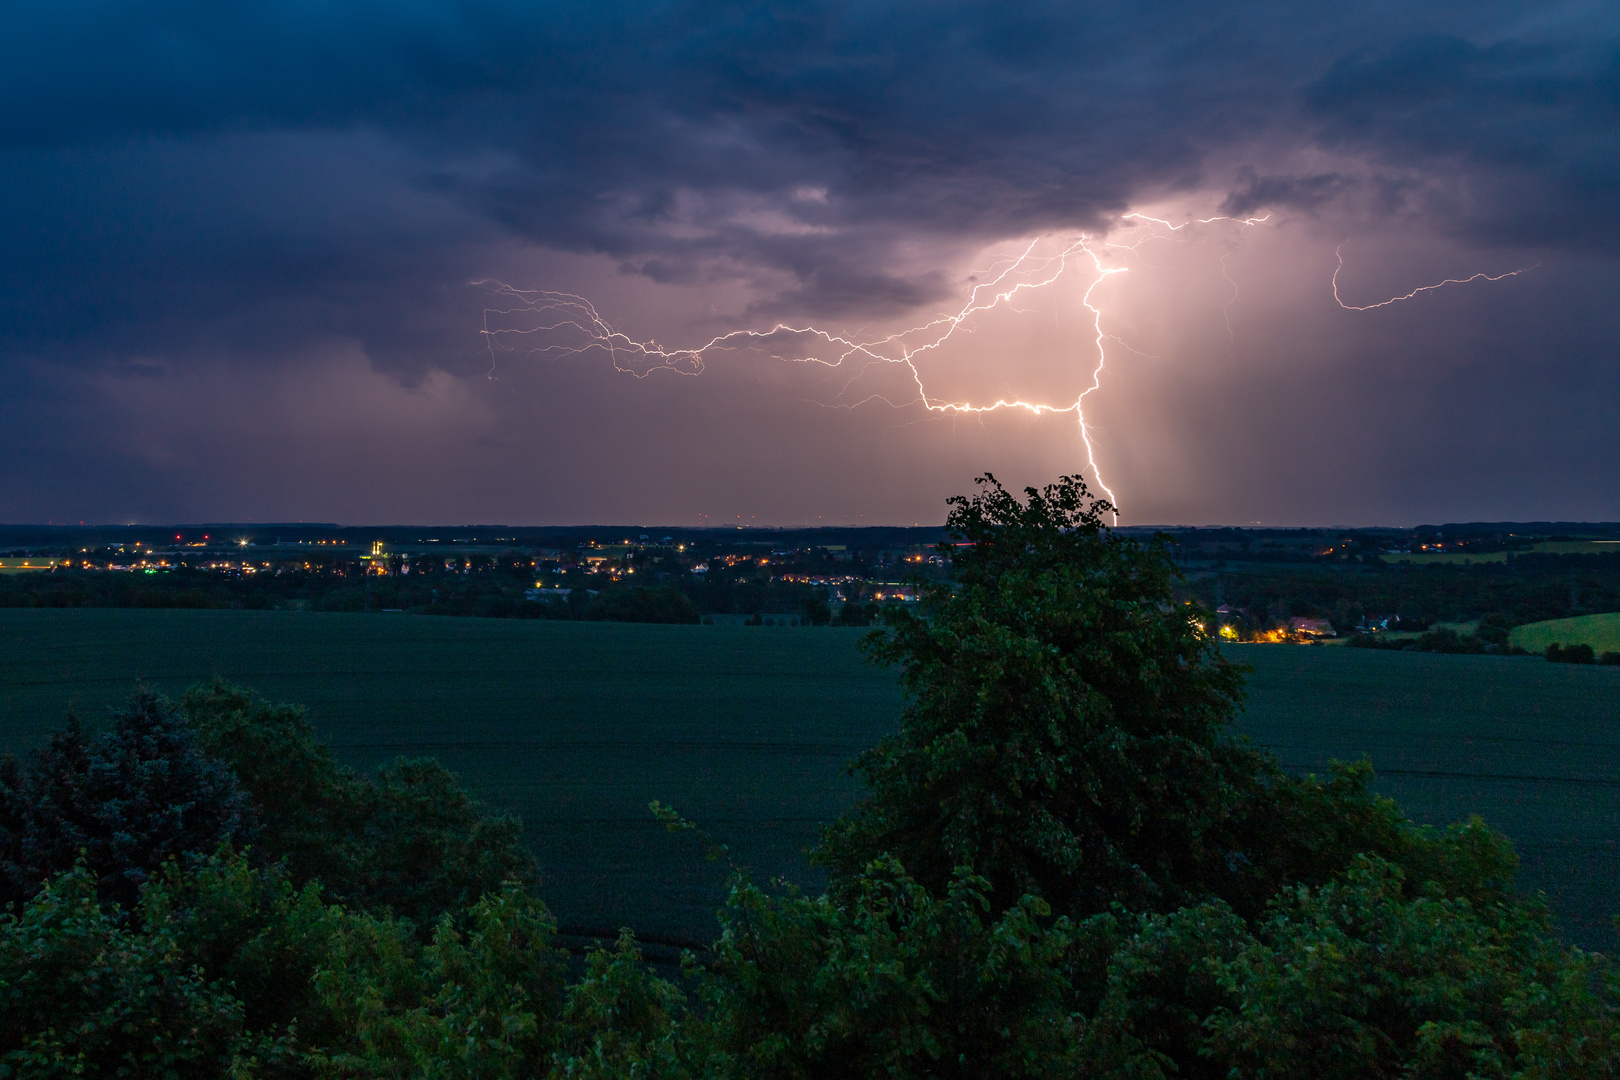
[[481, 232, 1150, 517], [1116, 212, 1270, 351], [1332, 244, 1537, 310], [484, 214, 1536, 522]]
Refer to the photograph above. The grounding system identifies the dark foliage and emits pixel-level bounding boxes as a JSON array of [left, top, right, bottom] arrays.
[[0, 690, 251, 912], [1347, 626, 1520, 654], [802, 594, 832, 626], [818, 475, 1450, 922], [1477, 610, 1514, 644], [834, 600, 890, 626], [0, 865, 250, 1078], [698, 861, 1084, 1080], [137, 849, 344, 1060], [6, 816, 1607, 1078], [351, 757, 538, 929], [182, 680, 538, 929], [585, 584, 702, 624], [178, 682, 364, 894], [0, 849, 570, 1078], [1190, 559, 1620, 632], [1548, 642, 1597, 664]]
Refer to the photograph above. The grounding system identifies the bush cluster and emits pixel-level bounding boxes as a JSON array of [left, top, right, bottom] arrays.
[[1348, 625, 1535, 655], [1, 474, 1616, 1078], [0, 689, 250, 911], [1546, 642, 1620, 665]]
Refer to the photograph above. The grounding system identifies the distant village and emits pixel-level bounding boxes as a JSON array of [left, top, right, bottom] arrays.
[[2, 521, 1617, 638]]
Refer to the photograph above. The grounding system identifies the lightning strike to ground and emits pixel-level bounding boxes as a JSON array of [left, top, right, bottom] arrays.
[[481, 232, 1145, 516], [482, 218, 1529, 523]]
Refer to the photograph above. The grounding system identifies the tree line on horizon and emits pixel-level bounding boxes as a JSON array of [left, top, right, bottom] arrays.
[[10, 528, 1620, 653], [0, 550, 865, 625]]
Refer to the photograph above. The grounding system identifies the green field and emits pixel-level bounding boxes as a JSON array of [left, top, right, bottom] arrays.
[[2, 611, 1618, 950], [1231, 643, 1620, 949], [1511, 612, 1620, 656], [0, 559, 63, 574], [0, 610, 900, 946], [1532, 541, 1620, 555], [1378, 540, 1620, 565]]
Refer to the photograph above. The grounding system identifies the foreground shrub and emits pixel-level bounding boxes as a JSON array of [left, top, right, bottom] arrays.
[[552, 932, 694, 1080], [1206, 855, 1620, 1078], [182, 680, 538, 928], [0, 690, 250, 911], [138, 847, 347, 1066], [0, 864, 250, 1078], [4, 842, 1614, 1079], [699, 859, 1084, 1080], [2, 849, 571, 1078], [310, 883, 567, 1078]]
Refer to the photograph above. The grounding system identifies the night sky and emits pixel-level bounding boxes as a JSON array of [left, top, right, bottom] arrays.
[[1, 1, 1616, 526]]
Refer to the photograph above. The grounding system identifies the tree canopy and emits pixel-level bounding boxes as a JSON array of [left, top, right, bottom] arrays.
[[820, 474, 1472, 923], [0, 690, 250, 911]]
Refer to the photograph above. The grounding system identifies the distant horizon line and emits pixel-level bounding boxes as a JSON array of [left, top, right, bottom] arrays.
[[3, 520, 1620, 534]]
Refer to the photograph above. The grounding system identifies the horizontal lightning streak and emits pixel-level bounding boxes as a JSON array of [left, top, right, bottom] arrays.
[[1332, 245, 1537, 310], [480, 232, 1142, 516]]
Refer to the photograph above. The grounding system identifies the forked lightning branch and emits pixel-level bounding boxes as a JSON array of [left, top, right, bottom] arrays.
[[481, 215, 1532, 521]]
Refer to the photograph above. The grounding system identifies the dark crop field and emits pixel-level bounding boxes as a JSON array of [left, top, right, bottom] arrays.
[[1, 610, 1617, 949], [1233, 646, 1620, 951], [0, 610, 900, 945]]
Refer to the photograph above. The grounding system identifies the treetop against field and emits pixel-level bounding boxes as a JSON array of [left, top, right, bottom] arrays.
[[2, 474, 1618, 1077]]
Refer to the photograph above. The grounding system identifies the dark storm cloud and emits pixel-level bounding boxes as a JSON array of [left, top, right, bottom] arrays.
[[0, 0, 1617, 522], [1301, 28, 1620, 247], [1219, 169, 1354, 217], [5, 0, 1615, 351]]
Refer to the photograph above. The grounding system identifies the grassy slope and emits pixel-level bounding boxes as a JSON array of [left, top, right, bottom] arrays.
[[1, 611, 1617, 948], [1511, 612, 1620, 655]]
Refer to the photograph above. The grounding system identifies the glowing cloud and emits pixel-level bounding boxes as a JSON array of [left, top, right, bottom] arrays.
[[482, 216, 1534, 521]]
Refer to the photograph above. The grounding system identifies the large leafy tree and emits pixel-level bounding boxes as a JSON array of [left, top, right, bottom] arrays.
[[819, 474, 1428, 920]]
